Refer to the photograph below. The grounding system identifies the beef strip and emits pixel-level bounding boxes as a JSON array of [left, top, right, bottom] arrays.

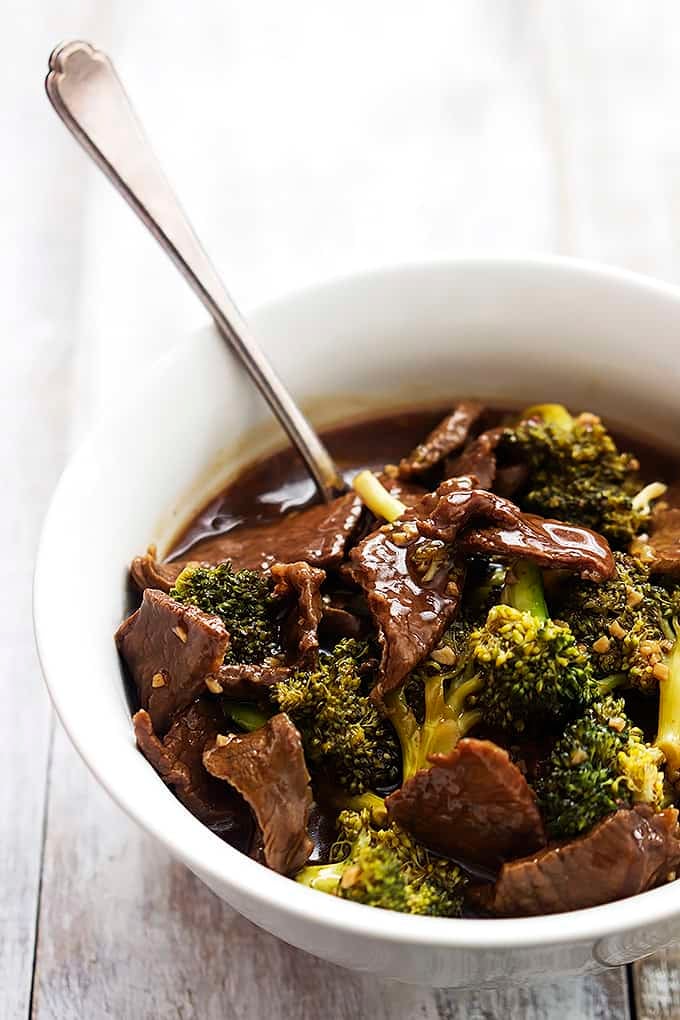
[[475, 805, 680, 916], [130, 554, 182, 593], [271, 560, 325, 669], [459, 514, 616, 581], [216, 663, 292, 698], [494, 462, 530, 499], [116, 589, 229, 734], [386, 738, 546, 870], [319, 605, 365, 640], [445, 427, 504, 490], [398, 402, 484, 479], [631, 505, 680, 578], [173, 491, 363, 572], [203, 713, 313, 874], [417, 483, 615, 582], [347, 514, 465, 702], [133, 704, 253, 849]]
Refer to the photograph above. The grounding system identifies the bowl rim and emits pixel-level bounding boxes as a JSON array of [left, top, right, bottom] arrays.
[[34, 253, 680, 951]]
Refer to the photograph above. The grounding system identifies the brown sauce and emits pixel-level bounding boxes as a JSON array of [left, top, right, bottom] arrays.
[[169, 406, 680, 562]]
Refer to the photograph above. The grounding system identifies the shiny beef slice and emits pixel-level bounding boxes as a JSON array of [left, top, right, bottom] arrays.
[[116, 589, 229, 734], [459, 513, 616, 581], [398, 401, 484, 478], [203, 713, 313, 875], [386, 738, 546, 870], [416, 483, 615, 583], [133, 703, 253, 849], [173, 491, 363, 572], [477, 805, 680, 916], [348, 520, 464, 701]]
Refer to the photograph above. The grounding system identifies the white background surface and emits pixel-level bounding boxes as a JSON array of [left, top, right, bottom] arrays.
[[5, 2, 680, 1017]]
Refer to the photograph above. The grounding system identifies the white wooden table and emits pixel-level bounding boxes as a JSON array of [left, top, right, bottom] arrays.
[[6, 2, 680, 1016]]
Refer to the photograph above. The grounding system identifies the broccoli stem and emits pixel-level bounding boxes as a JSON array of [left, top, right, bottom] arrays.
[[223, 702, 270, 732], [332, 790, 388, 826], [655, 625, 680, 781], [295, 860, 345, 893], [352, 470, 407, 523], [502, 561, 549, 622], [386, 673, 483, 780]]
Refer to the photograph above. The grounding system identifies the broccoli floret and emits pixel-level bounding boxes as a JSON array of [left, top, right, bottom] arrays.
[[386, 561, 595, 777], [271, 639, 400, 794], [385, 649, 483, 779], [502, 404, 661, 546], [559, 552, 680, 693], [535, 696, 667, 839], [464, 560, 597, 732], [171, 562, 279, 665], [295, 810, 467, 916]]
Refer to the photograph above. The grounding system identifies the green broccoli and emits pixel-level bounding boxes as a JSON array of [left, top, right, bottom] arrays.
[[386, 560, 595, 778], [535, 695, 667, 839], [271, 639, 401, 795], [465, 560, 598, 731], [171, 562, 280, 665], [295, 809, 467, 916], [501, 403, 663, 546], [559, 552, 680, 693]]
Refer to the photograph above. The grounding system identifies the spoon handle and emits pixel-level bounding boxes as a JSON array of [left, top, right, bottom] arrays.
[[46, 40, 344, 501]]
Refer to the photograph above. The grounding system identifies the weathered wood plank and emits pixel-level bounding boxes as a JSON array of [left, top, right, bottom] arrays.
[[634, 950, 680, 1020], [0, 4, 105, 1014]]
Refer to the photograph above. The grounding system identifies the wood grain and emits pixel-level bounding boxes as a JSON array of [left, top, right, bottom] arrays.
[[634, 950, 680, 1020], [0, 5, 99, 1013]]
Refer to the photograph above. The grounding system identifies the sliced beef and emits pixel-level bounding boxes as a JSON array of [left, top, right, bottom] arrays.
[[203, 713, 313, 874], [348, 519, 465, 702], [476, 805, 680, 917], [445, 427, 504, 490], [494, 462, 530, 499], [116, 589, 229, 734], [631, 505, 680, 578], [174, 492, 363, 572], [386, 738, 545, 870], [417, 483, 615, 583], [459, 514, 616, 581], [271, 561, 325, 669], [130, 554, 183, 594], [133, 704, 252, 849], [319, 605, 365, 641], [399, 402, 484, 479], [216, 662, 292, 699]]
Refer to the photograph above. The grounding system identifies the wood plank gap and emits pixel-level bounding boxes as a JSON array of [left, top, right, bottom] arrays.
[[27, 713, 56, 1020]]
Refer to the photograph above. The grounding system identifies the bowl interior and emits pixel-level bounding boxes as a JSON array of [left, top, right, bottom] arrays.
[[34, 257, 680, 955]]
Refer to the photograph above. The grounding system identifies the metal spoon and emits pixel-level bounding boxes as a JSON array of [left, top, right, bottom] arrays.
[[45, 40, 344, 502]]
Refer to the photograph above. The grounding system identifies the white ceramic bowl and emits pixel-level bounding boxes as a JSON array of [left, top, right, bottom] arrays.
[[35, 257, 680, 987]]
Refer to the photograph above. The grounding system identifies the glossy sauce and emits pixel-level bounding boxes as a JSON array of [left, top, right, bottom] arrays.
[[170, 406, 680, 562]]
